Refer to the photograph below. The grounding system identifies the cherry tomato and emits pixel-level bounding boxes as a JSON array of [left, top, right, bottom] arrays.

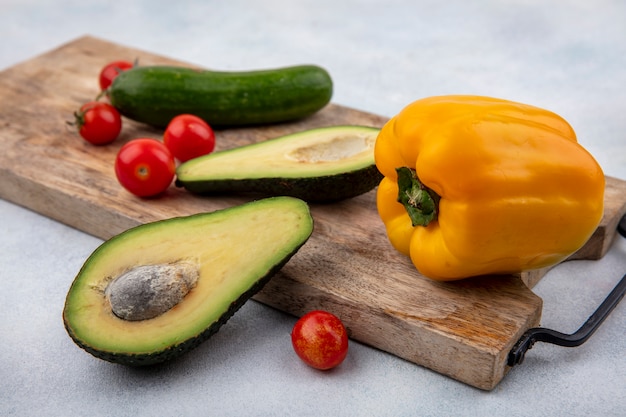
[[99, 60, 134, 90], [291, 310, 349, 370], [72, 101, 122, 145], [163, 114, 216, 162], [114, 138, 176, 198]]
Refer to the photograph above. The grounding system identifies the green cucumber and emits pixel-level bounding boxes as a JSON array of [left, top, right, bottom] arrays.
[[108, 65, 333, 128]]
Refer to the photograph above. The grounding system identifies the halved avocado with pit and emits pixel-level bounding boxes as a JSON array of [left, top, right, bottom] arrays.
[[175, 125, 382, 202], [63, 197, 313, 366]]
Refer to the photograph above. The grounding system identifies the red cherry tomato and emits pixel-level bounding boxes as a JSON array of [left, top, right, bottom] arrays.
[[99, 60, 134, 90], [72, 101, 122, 145], [163, 114, 216, 162], [114, 138, 176, 198], [291, 310, 349, 370]]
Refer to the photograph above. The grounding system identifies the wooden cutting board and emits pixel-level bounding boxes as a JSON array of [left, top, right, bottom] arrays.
[[1, 36, 625, 390]]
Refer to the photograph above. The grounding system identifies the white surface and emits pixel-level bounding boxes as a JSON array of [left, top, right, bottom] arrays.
[[1, 1, 625, 416]]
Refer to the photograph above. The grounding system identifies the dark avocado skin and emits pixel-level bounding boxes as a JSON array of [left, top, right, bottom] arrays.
[[176, 165, 383, 203], [62, 235, 307, 367]]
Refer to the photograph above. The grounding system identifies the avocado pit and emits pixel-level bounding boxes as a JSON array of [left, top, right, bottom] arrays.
[[105, 262, 199, 321]]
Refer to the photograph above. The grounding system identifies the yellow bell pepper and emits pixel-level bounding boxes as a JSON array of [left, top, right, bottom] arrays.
[[375, 95, 605, 281]]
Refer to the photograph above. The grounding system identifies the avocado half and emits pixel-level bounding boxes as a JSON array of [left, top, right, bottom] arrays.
[[175, 125, 383, 202], [63, 197, 313, 366]]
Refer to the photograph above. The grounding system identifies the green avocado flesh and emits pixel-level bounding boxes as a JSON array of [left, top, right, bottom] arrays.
[[175, 125, 383, 202], [63, 197, 313, 366]]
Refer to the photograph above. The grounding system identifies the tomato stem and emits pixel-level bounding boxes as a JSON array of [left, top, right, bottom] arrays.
[[95, 89, 108, 101], [396, 167, 440, 227], [67, 109, 85, 130]]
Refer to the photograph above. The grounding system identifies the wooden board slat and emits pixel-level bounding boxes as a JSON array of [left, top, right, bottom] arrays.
[[1, 36, 625, 390]]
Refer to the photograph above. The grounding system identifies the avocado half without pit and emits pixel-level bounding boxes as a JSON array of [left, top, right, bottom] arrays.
[[63, 197, 313, 366], [175, 125, 383, 202]]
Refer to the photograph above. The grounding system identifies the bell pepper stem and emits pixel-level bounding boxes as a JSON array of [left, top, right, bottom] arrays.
[[396, 167, 440, 227]]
